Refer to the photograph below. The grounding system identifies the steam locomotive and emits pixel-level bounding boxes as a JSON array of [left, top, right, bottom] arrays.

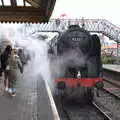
[[48, 25, 103, 103]]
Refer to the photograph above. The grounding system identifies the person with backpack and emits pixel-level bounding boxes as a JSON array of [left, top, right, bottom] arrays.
[[0, 45, 12, 91]]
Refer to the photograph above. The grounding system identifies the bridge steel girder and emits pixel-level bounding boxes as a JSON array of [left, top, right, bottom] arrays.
[[25, 0, 41, 8], [22, 19, 120, 43], [22, 0, 56, 18], [39, 0, 56, 18], [47, 0, 56, 18], [10, 0, 17, 7]]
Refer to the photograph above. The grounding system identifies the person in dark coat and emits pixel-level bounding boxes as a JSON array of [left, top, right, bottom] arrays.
[[0, 45, 12, 91], [18, 48, 26, 66]]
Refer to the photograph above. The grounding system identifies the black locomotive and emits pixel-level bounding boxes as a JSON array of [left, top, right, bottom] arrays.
[[48, 25, 103, 103]]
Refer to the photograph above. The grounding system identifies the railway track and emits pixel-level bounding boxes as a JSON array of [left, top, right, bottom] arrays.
[[103, 80, 120, 100], [94, 79, 120, 120], [53, 74, 120, 120], [54, 95, 111, 120], [92, 102, 112, 120], [54, 80, 120, 120]]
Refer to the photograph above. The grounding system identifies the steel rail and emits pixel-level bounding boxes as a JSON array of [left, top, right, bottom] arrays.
[[92, 102, 112, 120]]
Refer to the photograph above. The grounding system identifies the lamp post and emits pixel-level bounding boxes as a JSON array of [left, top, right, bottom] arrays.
[[116, 32, 119, 57], [117, 41, 119, 57], [82, 17, 85, 28]]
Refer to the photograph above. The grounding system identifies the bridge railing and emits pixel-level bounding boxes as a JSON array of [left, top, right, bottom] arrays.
[[22, 19, 120, 42]]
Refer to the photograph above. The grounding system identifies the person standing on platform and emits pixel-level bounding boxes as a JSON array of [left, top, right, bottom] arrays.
[[18, 48, 26, 66], [7, 48, 23, 96], [0, 45, 12, 91]]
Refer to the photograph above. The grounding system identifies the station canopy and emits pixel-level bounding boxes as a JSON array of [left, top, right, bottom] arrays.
[[0, 0, 56, 23]]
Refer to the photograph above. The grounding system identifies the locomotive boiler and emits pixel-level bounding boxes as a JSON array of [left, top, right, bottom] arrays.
[[48, 25, 103, 103]]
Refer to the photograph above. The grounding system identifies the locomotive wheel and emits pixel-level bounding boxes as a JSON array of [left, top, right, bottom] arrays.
[[84, 88, 94, 104], [61, 87, 94, 104]]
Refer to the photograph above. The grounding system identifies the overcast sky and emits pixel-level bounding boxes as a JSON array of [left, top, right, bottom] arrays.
[[51, 0, 120, 26]]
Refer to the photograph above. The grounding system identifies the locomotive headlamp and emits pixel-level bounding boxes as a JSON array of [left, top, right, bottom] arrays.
[[96, 81, 104, 89], [57, 81, 66, 89], [77, 71, 81, 78]]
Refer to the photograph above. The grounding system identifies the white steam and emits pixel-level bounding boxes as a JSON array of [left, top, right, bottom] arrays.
[[0, 25, 54, 92], [49, 49, 86, 78], [17, 36, 53, 89]]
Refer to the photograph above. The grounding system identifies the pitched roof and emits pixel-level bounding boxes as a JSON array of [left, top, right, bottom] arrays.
[[0, 0, 56, 23]]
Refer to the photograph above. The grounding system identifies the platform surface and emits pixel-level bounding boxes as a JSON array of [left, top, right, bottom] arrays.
[[0, 63, 54, 120], [103, 64, 120, 73]]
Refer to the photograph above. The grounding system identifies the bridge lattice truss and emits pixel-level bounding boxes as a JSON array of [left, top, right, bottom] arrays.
[[24, 19, 120, 42]]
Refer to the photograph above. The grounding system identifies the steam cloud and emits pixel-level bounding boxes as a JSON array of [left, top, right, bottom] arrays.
[[0, 24, 55, 94]]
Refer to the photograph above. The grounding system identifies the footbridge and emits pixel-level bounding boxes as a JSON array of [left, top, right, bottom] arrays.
[[24, 19, 120, 43]]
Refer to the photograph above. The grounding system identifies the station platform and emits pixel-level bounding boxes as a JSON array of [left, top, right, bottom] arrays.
[[0, 64, 58, 120], [103, 64, 120, 82], [103, 64, 120, 73]]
